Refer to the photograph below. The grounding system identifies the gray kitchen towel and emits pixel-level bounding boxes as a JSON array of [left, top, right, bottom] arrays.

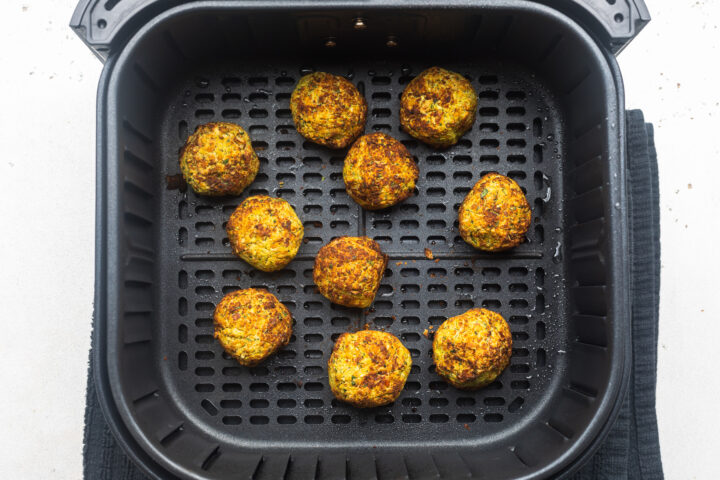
[[84, 110, 663, 479]]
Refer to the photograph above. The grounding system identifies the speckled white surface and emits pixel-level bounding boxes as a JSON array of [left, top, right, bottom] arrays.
[[0, 0, 718, 478]]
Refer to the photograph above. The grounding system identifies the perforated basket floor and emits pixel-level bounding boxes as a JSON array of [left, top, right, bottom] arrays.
[[150, 59, 567, 449]]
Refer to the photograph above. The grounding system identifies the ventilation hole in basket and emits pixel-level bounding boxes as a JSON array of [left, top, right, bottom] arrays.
[[178, 227, 187, 246], [271, 415, 295, 425], [222, 367, 241, 376], [451, 171, 472, 182], [275, 398, 296, 408], [401, 333, 421, 343], [456, 397, 475, 407], [249, 383, 269, 393], [507, 397, 525, 413], [511, 364, 530, 373], [222, 416, 242, 425], [177, 270, 188, 290], [478, 90, 499, 100], [509, 299, 528, 309], [195, 109, 214, 120], [536, 294, 546, 313], [480, 283, 500, 293], [372, 91, 391, 101], [427, 300, 447, 309], [478, 75, 498, 85], [374, 414, 394, 424], [484, 413, 503, 422], [194, 334, 213, 344], [304, 350, 323, 359], [457, 414, 477, 423], [532, 144, 544, 164], [221, 383, 242, 392], [195, 384, 214, 393], [509, 283, 528, 292], [195, 287, 214, 298], [277, 383, 296, 392], [331, 415, 351, 424], [480, 107, 499, 117], [426, 171, 445, 181], [194, 350, 214, 360], [537, 349, 547, 367], [454, 299, 474, 309], [428, 316, 445, 326], [428, 284, 447, 293], [429, 381, 448, 391], [201, 400, 218, 416], [304, 415, 324, 424], [450, 268, 469, 278], [476, 155, 498, 165], [401, 316, 420, 326], [401, 414, 421, 423], [480, 139, 500, 148], [430, 414, 449, 423], [511, 380, 531, 390], [455, 284, 473, 293], [405, 381, 421, 391], [614, 13, 624, 23], [178, 352, 187, 371], [274, 76, 294, 86], [429, 398, 449, 407], [482, 299, 502, 309], [508, 139, 527, 148], [513, 332, 530, 342], [178, 323, 188, 342], [220, 400, 242, 409], [250, 416, 269, 425], [536, 321, 546, 340]]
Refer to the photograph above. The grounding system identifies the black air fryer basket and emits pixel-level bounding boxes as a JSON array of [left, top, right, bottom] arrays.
[[72, 1, 650, 478]]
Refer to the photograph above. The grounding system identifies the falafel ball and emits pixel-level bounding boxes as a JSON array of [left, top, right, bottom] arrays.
[[214, 288, 293, 366], [458, 173, 531, 252], [399, 66, 478, 148], [328, 330, 412, 408], [290, 72, 367, 148], [179, 122, 259, 196], [433, 308, 512, 390], [343, 133, 419, 210], [313, 236, 388, 308], [226, 195, 304, 272]]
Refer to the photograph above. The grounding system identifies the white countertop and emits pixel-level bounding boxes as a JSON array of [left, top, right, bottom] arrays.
[[0, 0, 718, 478]]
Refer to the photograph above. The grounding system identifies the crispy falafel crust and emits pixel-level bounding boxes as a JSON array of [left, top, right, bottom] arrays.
[[343, 133, 419, 210], [458, 173, 532, 251], [313, 236, 388, 308], [213, 288, 293, 366], [290, 72, 367, 148], [179, 122, 259, 196], [399, 66, 478, 148], [226, 195, 304, 272], [433, 308, 512, 390], [328, 330, 412, 408]]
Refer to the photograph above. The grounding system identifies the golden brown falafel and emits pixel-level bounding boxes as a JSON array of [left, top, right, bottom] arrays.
[[399, 67, 478, 148], [226, 195, 303, 272], [343, 133, 419, 210], [458, 173, 531, 251], [290, 72, 367, 148], [328, 330, 412, 408], [179, 122, 259, 196], [433, 308, 512, 390], [313, 236, 388, 308], [214, 288, 293, 366]]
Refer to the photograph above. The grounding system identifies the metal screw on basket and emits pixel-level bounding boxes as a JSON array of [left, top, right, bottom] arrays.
[[353, 17, 367, 30], [386, 35, 398, 48], [324, 37, 337, 48]]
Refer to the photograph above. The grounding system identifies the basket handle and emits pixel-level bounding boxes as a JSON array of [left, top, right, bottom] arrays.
[[70, 0, 650, 61]]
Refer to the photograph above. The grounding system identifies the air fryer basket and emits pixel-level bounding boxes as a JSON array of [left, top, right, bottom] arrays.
[[88, 1, 635, 478]]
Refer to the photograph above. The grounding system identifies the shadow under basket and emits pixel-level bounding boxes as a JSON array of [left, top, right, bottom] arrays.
[[88, 1, 635, 479]]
